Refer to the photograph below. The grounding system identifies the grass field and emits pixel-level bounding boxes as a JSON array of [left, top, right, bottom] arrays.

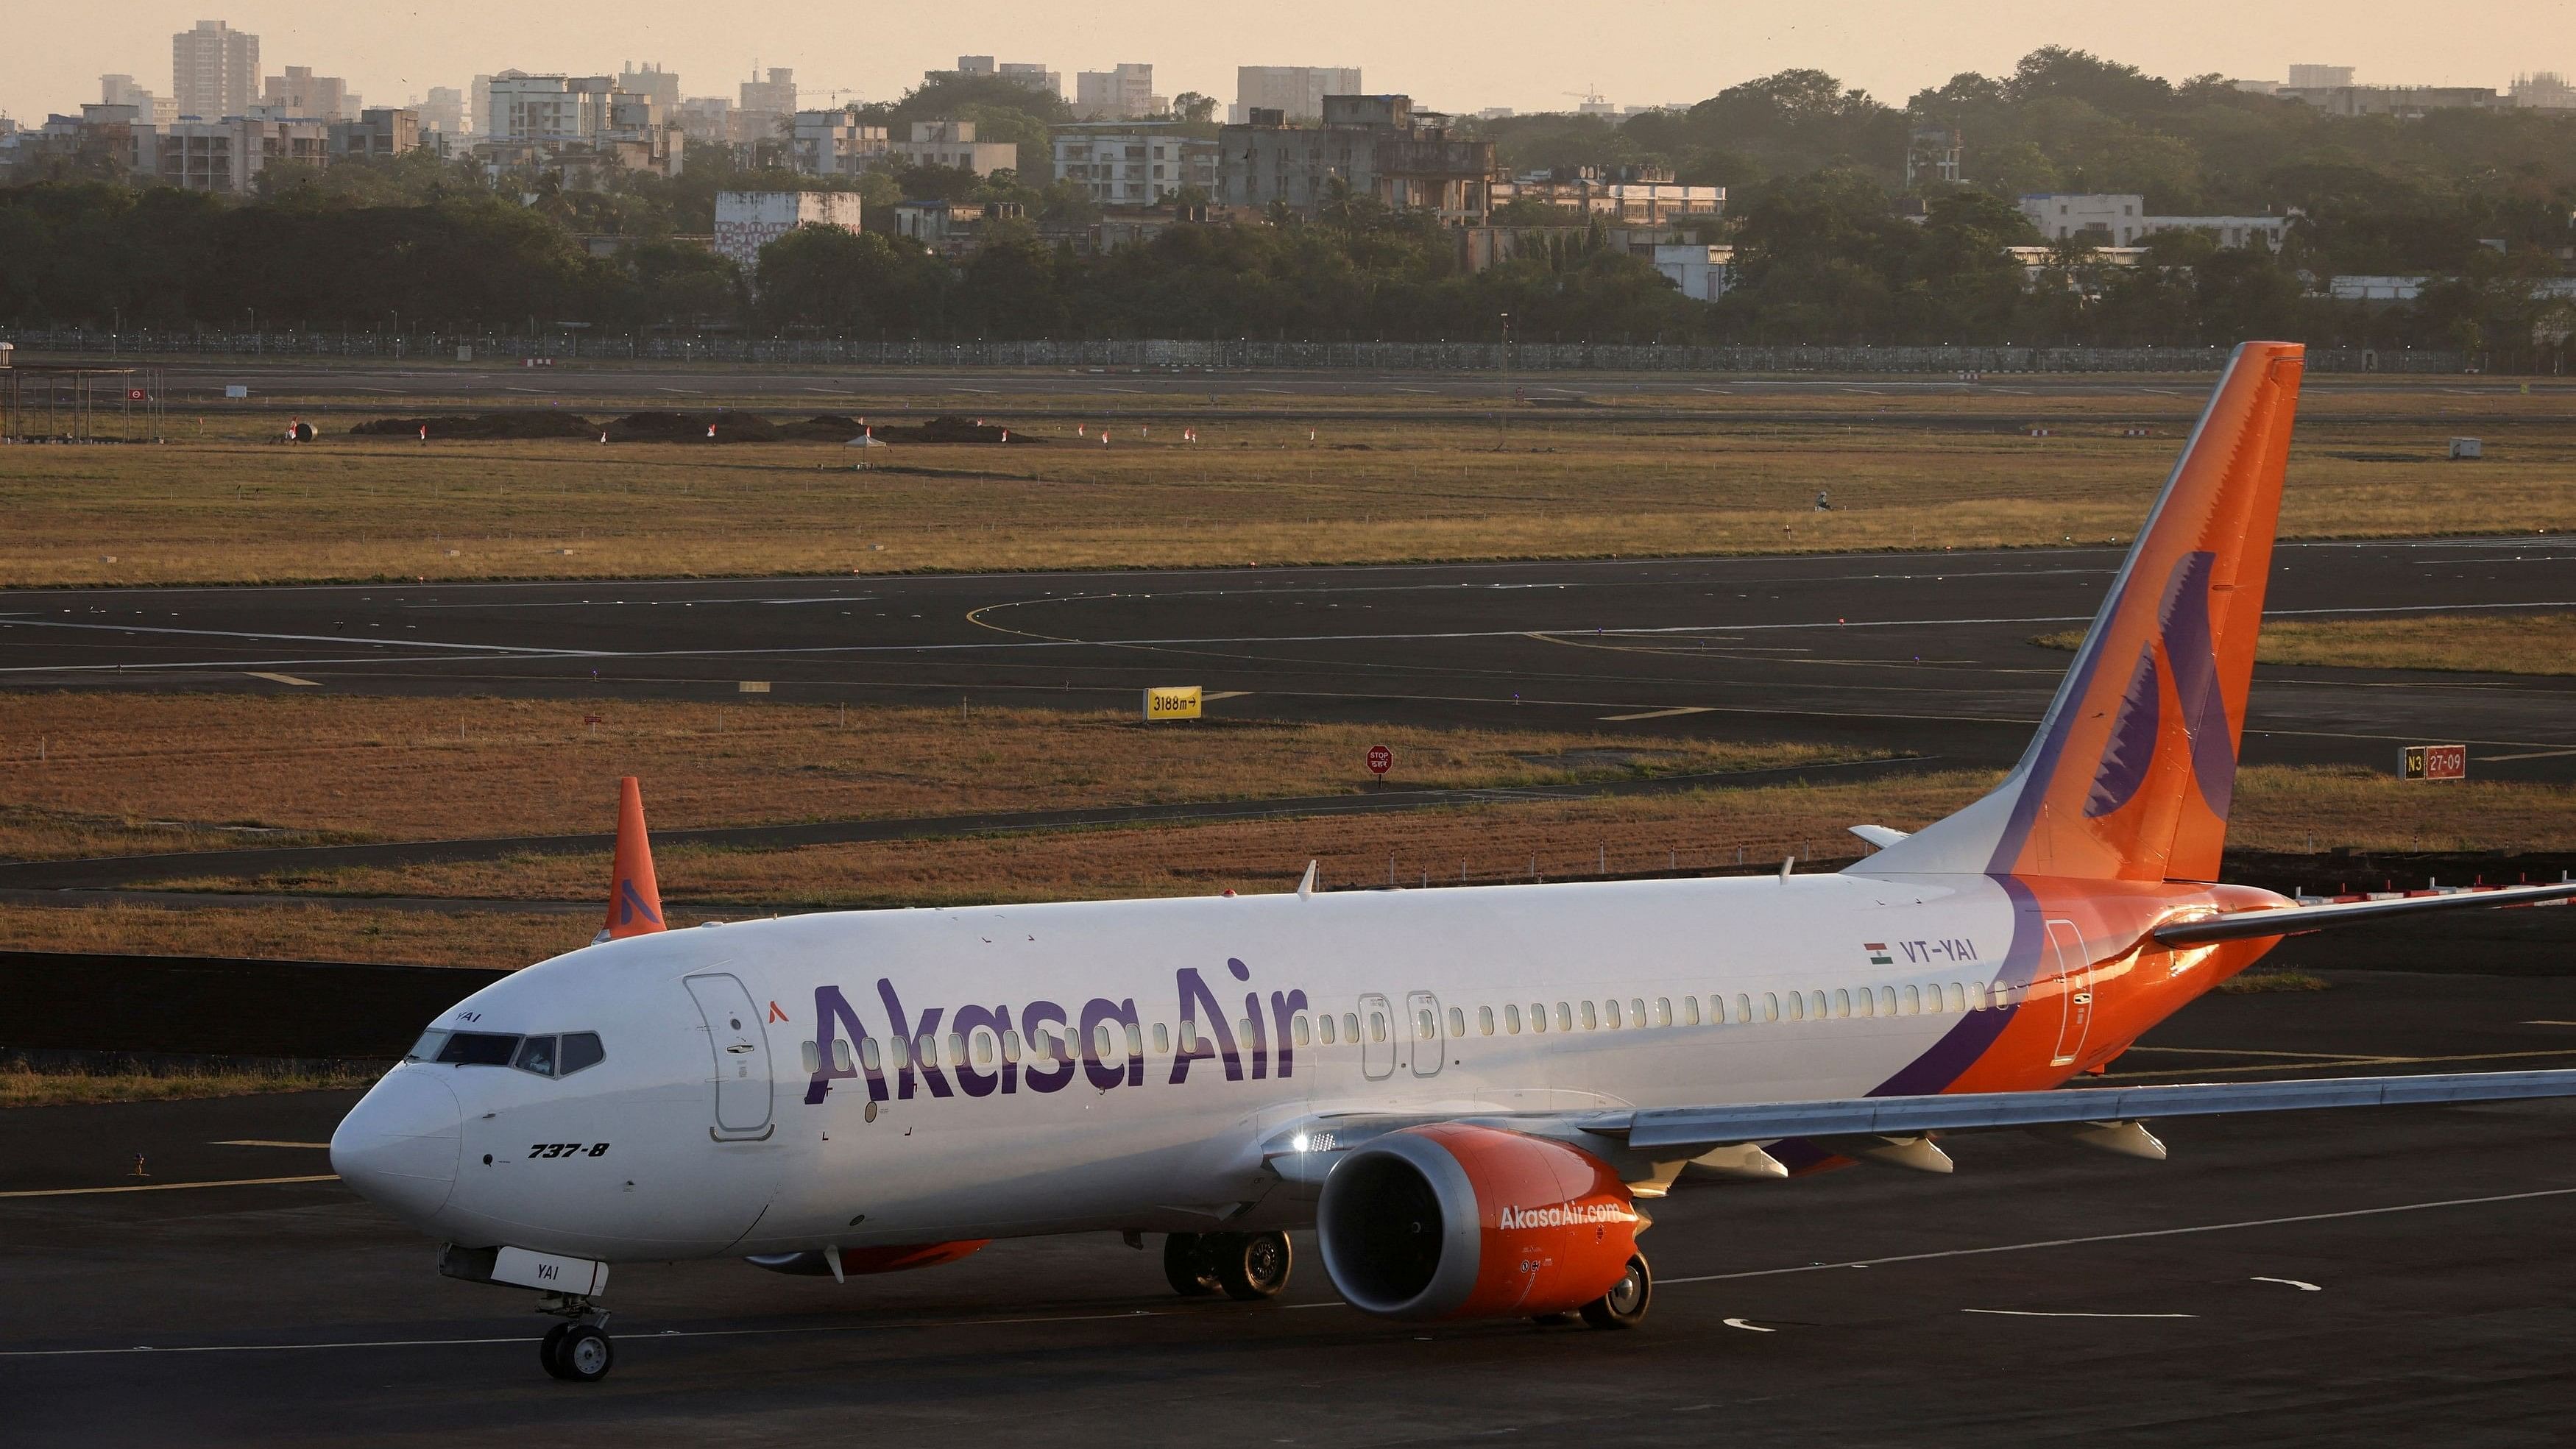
[[0, 1056, 380, 1108], [6, 389, 2572, 586], [2034, 610, 2576, 676], [0, 692, 1866, 860]]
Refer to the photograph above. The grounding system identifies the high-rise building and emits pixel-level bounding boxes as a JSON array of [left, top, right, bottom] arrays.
[[620, 63, 679, 113], [944, 56, 1062, 98], [419, 86, 465, 134], [1076, 63, 1160, 120], [262, 65, 359, 121], [2287, 63, 2356, 89], [1232, 65, 1362, 123], [102, 74, 178, 127], [172, 20, 259, 119], [740, 68, 796, 116]]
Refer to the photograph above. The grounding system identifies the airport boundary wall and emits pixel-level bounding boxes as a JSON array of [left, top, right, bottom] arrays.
[[0, 331, 2479, 374], [1, 951, 509, 1060]]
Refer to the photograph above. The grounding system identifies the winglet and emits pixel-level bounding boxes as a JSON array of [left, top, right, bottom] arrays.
[[1298, 860, 1317, 899], [596, 776, 667, 943]]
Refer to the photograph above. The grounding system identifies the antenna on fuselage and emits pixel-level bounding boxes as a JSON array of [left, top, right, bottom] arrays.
[[1298, 860, 1317, 899]]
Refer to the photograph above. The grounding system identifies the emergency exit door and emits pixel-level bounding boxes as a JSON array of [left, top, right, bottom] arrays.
[[684, 972, 775, 1139]]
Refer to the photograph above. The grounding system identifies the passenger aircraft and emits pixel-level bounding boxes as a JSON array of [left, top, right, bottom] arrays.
[[333, 341, 2576, 1382]]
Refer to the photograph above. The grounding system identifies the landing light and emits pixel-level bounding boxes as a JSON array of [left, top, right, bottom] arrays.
[[1290, 1133, 1312, 1154]]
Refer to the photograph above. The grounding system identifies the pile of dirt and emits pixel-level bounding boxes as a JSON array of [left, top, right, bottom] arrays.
[[602, 411, 784, 443], [349, 414, 599, 439], [867, 415, 1041, 444]]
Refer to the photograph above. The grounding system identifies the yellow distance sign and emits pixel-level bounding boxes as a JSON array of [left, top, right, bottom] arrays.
[[1143, 685, 1203, 722]]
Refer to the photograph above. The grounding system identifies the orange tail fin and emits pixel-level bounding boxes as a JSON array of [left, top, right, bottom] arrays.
[[598, 776, 667, 943], [1855, 341, 2304, 882]]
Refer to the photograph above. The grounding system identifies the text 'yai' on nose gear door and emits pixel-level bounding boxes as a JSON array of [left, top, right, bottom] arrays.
[[685, 972, 775, 1140]]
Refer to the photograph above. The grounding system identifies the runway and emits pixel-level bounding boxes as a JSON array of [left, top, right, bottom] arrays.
[[107, 358, 2576, 407], [6, 536, 2574, 782], [8, 966, 2576, 1445]]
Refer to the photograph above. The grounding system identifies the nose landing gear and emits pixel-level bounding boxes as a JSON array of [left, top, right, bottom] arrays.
[[537, 1294, 615, 1381]]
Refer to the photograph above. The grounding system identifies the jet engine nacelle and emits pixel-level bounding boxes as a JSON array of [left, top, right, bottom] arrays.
[[1315, 1123, 1643, 1320]]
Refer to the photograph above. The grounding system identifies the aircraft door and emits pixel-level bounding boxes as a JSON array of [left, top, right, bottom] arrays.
[[1405, 991, 1444, 1077], [1358, 993, 1395, 1080], [684, 972, 776, 1139], [2046, 920, 2093, 1068]]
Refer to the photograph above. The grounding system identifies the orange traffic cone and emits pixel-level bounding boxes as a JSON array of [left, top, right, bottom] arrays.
[[596, 776, 666, 943]]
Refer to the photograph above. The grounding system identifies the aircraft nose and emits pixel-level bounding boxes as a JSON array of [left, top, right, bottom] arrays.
[[330, 1069, 461, 1223]]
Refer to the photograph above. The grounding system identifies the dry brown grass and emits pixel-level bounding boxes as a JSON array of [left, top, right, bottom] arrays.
[[2036, 611, 2576, 676], [0, 692, 1862, 860], [0, 1056, 379, 1108], [157, 764, 2576, 911], [7, 400, 2572, 587], [0, 901, 615, 967]]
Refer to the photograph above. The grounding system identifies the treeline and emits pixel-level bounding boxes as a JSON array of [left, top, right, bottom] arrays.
[[4, 48, 2575, 351]]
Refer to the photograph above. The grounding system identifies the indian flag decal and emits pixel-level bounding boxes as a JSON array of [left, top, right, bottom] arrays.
[[1864, 943, 1894, 966]]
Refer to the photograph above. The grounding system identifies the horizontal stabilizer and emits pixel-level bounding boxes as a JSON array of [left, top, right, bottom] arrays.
[[2154, 879, 2576, 946], [1849, 825, 1911, 849]]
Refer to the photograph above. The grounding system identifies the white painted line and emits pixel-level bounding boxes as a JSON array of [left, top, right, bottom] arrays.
[[243, 672, 319, 687], [2250, 1277, 2321, 1292], [210, 1140, 332, 1149], [2481, 747, 2576, 762], [1722, 1318, 1776, 1333], [1658, 1184, 2576, 1286], [1963, 1309, 2197, 1319], [1, 617, 600, 656], [0, 1174, 339, 1200], [1600, 705, 1716, 722], [655, 387, 703, 394], [1200, 690, 1253, 702], [0, 1308, 1161, 1360]]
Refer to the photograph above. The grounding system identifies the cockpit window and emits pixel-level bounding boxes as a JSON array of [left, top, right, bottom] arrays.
[[561, 1032, 606, 1076], [514, 1035, 559, 1077], [405, 1030, 449, 1063], [434, 1032, 521, 1066]]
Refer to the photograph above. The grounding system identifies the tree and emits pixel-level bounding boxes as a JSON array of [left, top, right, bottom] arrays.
[[1169, 92, 1218, 125]]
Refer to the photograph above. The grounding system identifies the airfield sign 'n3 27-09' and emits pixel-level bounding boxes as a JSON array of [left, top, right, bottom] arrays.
[[332, 342, 2576, 1382]]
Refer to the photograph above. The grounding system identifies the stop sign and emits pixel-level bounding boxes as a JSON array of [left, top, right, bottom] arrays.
[[1366, 745, 1393, 776]]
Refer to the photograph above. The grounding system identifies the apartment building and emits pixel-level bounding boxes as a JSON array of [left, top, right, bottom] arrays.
[[1232, 65, 1361, 123], [1219, 95, 1494, 223], [1052, 122, 1219, 204], [172, 20, 258, 119], [1076, 63, 1161, 120], [888, 120, 1016, 176]]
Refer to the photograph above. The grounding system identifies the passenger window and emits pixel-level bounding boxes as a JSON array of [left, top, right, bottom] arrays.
[[1345, 1012, 1360, 1042], [1855, 989, 1873, 1018], [1476, 1006, 1493, 1035], [1948, 982, 1966, 1013], [801, 1041, 821, 1075], [1786, 993, 1804, 1021], [1903, 985, 1922, 1015], [1239, 1016, 1259, 1047], [1554, 1002, 1572, 1032], [1415, 1010, 1434, 1041], [1504, 1004, 1523, 1033], [888, 1036, 911, 1069], [1448, 1007, 1465, 1037], [1632, 997, 1648, 1027], [860, 1038, 881, 1071], [1318, 1015, 1337, 1045], [1834, 990, 1851, 1018], [1581, 1000, 1599, 1030], [1743, 993, 1759, 1024], [1880, 987, 1898, 1016], [1810, 991, 1828, 1019], [1294, 1016, 1312, 1046], [1151, 1023, 1170, 1055], [1682, 996, 1699, 1026], [1655, 997, 1673, 1027], [946, 1032, 966, 1065], [1125, 1023, 1144, 1057], [829, 1038, 853, 1073], [1003, 1030, 1021, 1061], [974, 1031, 996, 1066], [1370, 1012, 1387, 1044]]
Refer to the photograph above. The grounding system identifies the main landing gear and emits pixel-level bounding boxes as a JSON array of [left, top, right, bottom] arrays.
[[536, 1294, 615, 1381], [1164, 1230, 1293, 1301]]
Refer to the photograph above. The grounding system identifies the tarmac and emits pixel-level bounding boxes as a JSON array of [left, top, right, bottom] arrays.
[[6, 537, 2572, 787], [8, 965, 2576, 1445]]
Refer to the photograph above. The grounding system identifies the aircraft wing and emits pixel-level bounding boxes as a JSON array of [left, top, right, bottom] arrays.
[[2154, 879, 2576, 946], [1262, 1068, 2576, 1188]]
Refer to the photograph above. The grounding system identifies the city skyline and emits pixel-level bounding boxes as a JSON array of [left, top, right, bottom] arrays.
[[4, 1, 2572, 124]]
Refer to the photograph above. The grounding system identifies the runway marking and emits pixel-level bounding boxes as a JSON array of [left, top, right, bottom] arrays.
[[243, 672, 319, 687], [2098, 1046, 2576, 1082], [2482, 747, 2576, 762], [1658, 1184, 2576, 1286], [1722, 1318, 1776, 1332], [1201, 690, 1253, 701], [0, 618, 599, 656], [0, 1174, 338, 1199], [0, 1308, 1164, 1360], [1600, 706, 1716, 721], [2251, 1277, 2322, 1292], [655, 387, 703, 395], [210, 1140, 331, 1149], [1962, 1309, 2196, 1319]]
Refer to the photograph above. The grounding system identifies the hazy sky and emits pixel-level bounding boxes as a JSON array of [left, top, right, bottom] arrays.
[[10, 1, 2569, 121]]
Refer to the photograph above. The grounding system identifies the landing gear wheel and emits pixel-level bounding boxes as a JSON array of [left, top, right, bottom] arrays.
[[1162, 1233, 1220, 1297], [545, 1322, 615, 1381], [1212, 1230, 1292, 1302], [538, 1322, 575, 1377], [1579, 1253, 1652, 1331]]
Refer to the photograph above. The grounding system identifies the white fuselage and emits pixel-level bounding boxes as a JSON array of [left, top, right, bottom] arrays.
[[337, 871, 2039, 1262]]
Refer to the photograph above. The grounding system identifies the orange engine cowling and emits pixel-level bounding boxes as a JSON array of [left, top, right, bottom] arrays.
[[1315, 1123, 1642, 1320]]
